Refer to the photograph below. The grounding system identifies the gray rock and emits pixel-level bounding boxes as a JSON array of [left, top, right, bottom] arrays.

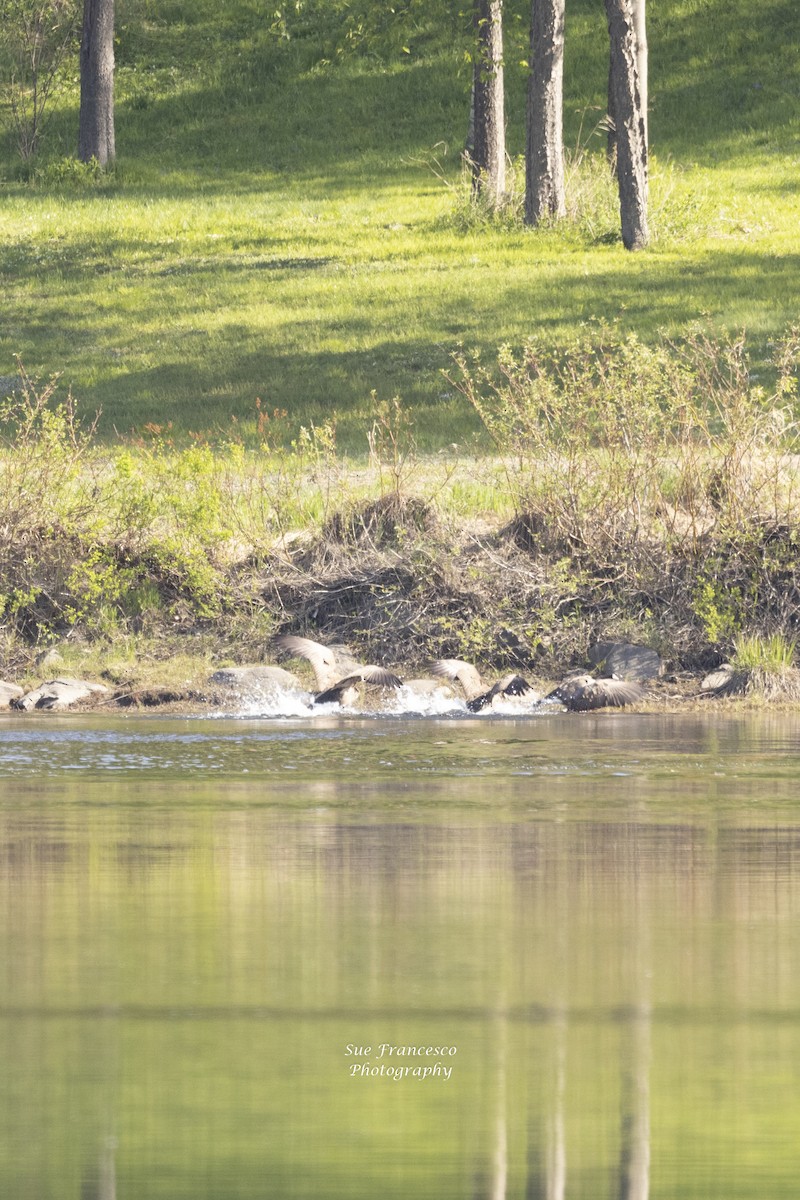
[[209, 665, 302, 692], [0, 375, 20, 398], [701, 663, 735, 691], [35, 647, 64, 668], [0, 681, 24, 707], [699, 663, 747, 695], [587, 641, 663, 682], [14, 678, 111, 711]]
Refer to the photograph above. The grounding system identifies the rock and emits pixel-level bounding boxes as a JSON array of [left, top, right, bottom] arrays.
[[587, 641, 663, 682], [35, 647, 65, 668], [0, 681, 24, 707], [14, 678, 111, 711], [209, 665, 302, 692], [495, 628, 537, 669], [699, 663, 745, 695], [701, 663, 734, 690]]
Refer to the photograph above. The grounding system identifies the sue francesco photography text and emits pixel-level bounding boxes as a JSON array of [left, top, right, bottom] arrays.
[[345, 1041, 457, 1080]]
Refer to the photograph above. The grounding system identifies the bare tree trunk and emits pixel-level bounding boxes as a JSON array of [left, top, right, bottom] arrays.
[[607, 1, 646, 173], [631, 0, 647, 147], [469, 0, 506, 208], [78, 0, 115, 165], [604, 0, 648, 249], [525, 0, 566, 225]]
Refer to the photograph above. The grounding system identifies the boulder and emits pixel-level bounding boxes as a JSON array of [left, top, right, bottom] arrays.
[[209, 665, 302, 692], [14, 678, 111, 711], [699, 663, 748, 695], [0, 681, 24, 707], [587, 641, 663, 682]]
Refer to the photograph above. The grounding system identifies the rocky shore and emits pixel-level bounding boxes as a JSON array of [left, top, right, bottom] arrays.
[[1, 641, 793, 717]]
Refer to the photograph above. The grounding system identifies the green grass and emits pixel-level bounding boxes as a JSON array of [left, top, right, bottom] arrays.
[[732, 633, 798, 673], [0, 0, 798, 450]]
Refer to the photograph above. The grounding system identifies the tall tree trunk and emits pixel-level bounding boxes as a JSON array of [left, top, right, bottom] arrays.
[[78, 0, 115, 166], [604, 0, 648, 249], [469, 0, 506, 208], [525, 0, 566, 225], [607, 1, 647, 172], [631, 0, 647, 147]]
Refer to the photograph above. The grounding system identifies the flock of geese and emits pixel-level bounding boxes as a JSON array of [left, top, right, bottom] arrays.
[[266, 635, 645, 713]]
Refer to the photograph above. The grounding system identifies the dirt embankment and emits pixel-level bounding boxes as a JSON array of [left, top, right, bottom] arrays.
[[5, 494, 800, 713]]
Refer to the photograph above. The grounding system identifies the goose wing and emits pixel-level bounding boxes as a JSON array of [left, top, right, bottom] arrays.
[[314, 667, 402, 706], [497, 673, 534, 698], [273, 634, 339, 689], [430, 659, 483, 700], [466, 674, 534, 713], [547, 674, 643, 711], [591, 677, 644, 708], [358, 665, 403, 688]]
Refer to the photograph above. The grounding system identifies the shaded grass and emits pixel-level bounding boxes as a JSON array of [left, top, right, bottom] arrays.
[[0, 0, 798, 448]]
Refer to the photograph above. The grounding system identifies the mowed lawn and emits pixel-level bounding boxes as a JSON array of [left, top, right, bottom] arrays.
[[1, 0, 797, 449]]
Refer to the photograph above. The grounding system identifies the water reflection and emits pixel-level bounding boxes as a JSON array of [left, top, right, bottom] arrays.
[[1, 716, 799, 1197]]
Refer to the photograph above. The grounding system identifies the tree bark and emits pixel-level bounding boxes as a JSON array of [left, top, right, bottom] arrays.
[[78, 0, 115, 166], [469, 0, 506, 208], [607, 0, 646, 170], [631, 0, 647, 147], [525, 0, 566, 225], [604, 0, 648, 250]]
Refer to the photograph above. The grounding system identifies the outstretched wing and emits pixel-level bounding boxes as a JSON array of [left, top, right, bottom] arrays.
[[314, 668, 402, 705], [358, 665, 403, 688], [467, 673, 534, 712], [592, 677, 644, 708], [430, 659, 483, 700], [548, 674, 644, 711], [273, 634, 339, 689], [498, 674, 533, 698]]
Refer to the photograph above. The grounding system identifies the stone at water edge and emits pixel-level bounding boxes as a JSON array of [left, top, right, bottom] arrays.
[[0, 681, 24, 707], [14, 678, 111, 711], [209, 665, 303, 691], [587, 641, 663, 682]]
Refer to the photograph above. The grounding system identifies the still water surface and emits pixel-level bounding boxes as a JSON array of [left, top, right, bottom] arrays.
[[1, 711, 799, 1198]]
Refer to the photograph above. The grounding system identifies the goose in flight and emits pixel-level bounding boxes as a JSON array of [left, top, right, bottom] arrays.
[[273, 634, 402, 707], [545, 673, 644, 711], [430, 658, 537, 712]]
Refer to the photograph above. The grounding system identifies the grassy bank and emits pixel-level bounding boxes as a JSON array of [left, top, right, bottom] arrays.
[[2, 328, 800, 702], [1, 0, 798, 448]]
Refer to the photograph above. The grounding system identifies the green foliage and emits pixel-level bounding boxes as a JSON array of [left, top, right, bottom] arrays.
[[32, 154, 112, 188], [732, 632, 797, 673], [0, 0, 80, 160], [692, 577, 743, 645]]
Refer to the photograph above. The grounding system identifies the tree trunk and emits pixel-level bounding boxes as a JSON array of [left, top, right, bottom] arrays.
[[525, 0, 566, 225], [469, 0, 506, 208], [607, 1, 646, 173], [604, 0, 648, 250], [631, 0, 647, 147], [78, 0, 115, 166]]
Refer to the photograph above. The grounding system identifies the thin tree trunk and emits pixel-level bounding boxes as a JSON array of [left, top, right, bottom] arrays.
[[470, 0, 506, 208], [604, 0, 648, 249], [79, 0, 115, 166], [607, 0, 646, 171], [631, 0, 647, 147], [525, 0, 566, 225]]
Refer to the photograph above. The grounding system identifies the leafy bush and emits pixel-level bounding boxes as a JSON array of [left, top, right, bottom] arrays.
[[447, 325, 800, 656]]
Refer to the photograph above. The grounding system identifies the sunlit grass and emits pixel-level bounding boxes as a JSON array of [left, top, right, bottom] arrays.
[[0, 0, 797, 450]]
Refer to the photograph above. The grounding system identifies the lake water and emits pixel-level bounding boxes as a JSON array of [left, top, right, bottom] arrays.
[[1, 708, 799, 1199]]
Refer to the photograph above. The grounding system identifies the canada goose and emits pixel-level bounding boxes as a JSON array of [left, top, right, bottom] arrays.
[[545, 673, 644, 712], [272, 634, 402, 707], [430, 658, 536, 712]]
